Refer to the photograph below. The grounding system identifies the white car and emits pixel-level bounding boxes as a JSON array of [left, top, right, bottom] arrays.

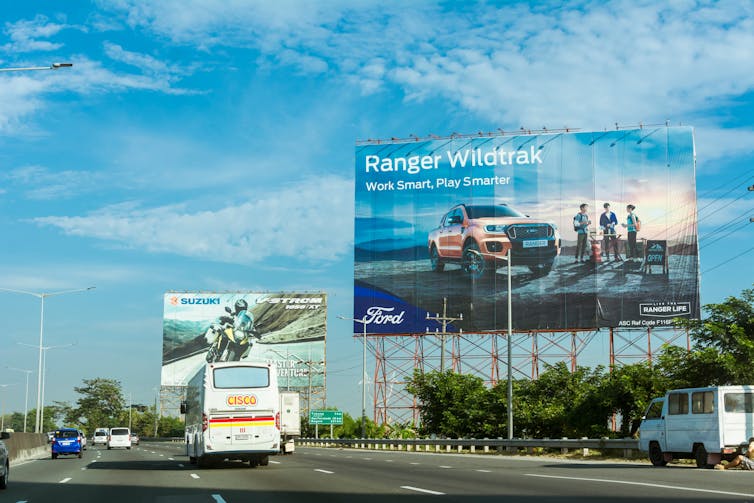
[[107, 427, 131, 449], [93, 430, 108, 447]]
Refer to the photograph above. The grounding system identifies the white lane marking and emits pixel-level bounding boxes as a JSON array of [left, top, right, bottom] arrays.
[[401, 486, 445, 495], [410, 462, 420, 465], [269, 460, 281, 464], [314, 469, 334, 474], [159, 454, 165, 457], [211, 495, 227, 503], [59, 478, 72, 483], [190, 473, 200, 479], [363, 457, 372, 460], [168, 457, 175, 461], [476, 469, 491, 473], [385, 459, 394, 463], [17, 500, 28, 502], [178, 463, 185, 468], [81, 467, 87, 470], [525, 474, 754, 498], [439, 465, 452, 469]]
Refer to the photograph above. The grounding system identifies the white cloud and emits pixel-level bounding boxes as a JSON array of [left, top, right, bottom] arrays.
[[103, 41, 171, 75], [33, 175, 354, 264], [97, 0, 754, 136], [3, 165, 105, 200], [1, 15, 66, 53]]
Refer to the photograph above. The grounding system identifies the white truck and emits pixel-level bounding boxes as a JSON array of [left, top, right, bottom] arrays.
[[181, 361, 281, 467], [638, 385, 754, 468], [279, 391, 301, 454]]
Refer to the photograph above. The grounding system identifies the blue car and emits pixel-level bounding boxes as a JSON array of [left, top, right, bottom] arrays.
[[51, 428, 83, 459]]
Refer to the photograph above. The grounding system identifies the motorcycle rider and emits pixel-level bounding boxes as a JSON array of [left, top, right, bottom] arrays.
[[205, 298, 258, 362]]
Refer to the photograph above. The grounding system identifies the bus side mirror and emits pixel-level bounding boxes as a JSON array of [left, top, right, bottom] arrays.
[[180, 401, 187, 414]]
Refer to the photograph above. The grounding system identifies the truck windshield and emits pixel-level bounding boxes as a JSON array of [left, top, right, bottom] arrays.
[[213, 366, 270, 389], [724, 393, 754, 413], [466, 205, 525, 219]]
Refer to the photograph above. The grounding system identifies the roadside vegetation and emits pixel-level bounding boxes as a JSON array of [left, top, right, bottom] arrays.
[[3, 287, 751, 440]]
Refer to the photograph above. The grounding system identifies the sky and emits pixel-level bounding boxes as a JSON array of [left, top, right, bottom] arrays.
[[0, 0, 753, 421]]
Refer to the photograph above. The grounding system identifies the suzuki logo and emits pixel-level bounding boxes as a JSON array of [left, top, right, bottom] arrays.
[[363, 306, 406, 325]]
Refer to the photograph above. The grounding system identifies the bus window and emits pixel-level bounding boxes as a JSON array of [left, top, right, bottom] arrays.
[[668, 392, 689, 415], [692, 391, 714, 414], [724, 393, 754, 413], [213, 366, 270, 389]]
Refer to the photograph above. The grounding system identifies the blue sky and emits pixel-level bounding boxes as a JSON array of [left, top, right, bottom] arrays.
[[0, 0, 753, 419]]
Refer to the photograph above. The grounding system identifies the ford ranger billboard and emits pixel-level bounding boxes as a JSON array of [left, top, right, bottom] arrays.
[[162, 292, 326, 387], [354, 126, 700, 333]]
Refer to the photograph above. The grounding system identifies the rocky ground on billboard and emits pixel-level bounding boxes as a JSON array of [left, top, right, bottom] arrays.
[[355, 253, 699, 331]]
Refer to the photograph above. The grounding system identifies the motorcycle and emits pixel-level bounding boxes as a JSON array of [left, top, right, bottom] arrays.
[[205, 308, 259, 363]]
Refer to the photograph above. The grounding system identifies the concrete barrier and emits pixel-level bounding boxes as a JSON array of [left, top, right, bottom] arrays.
[[4, 432, 49, 465]]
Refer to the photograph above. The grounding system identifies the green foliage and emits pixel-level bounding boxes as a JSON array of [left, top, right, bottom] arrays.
[[406, 369, 495, 438], [66, 378, 126, 429]]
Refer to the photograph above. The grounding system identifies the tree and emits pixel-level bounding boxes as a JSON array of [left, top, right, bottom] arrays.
[[511, 362, 608, 438], [674, 286, 754, 383], [67, 378, 125, 429], [406, 369, 493, 438], [600, 362, 664, 437]]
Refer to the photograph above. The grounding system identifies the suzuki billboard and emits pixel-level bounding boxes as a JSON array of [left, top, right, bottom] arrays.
[[162, 292, 326, 387], [354, 126, 700, 333]]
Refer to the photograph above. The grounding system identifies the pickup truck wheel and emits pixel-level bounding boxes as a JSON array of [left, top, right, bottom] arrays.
[[694, 444, 709, 468], [648, 442, 667, 466], [462, 242, 487, 280], [429, 245, 445, 272]]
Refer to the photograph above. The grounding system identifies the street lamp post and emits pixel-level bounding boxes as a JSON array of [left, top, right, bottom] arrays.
[[0, 62, 73, 73], [338, 315, 369, 439], [0, 383, 17, 432], [6, 367, 32, 432], [18, 342, 75, 432], [506, 248, 514, 440], [2, 286, 94, 432]]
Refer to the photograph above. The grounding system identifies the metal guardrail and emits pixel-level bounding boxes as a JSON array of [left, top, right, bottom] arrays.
[[298, 437, 640, 457]]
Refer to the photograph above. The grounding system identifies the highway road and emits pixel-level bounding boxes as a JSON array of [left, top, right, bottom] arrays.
[[5, 443, 754, 502]]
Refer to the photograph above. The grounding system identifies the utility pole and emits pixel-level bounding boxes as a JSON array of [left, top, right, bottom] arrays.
[[426, 298, 463, 372]]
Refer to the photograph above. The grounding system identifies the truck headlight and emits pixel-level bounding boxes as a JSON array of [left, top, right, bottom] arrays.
[[485, 224, 507, 234]]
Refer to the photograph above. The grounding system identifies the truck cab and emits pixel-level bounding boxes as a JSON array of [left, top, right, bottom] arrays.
[[638, 385, 754, 468]]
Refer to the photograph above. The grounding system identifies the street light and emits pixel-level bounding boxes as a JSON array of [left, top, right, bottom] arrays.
[[0, 62, 73, 73], [18, 342, 76, 432], [506, 249, 513, 440], [338, 315, 369, 439], [6, 367, 33, 432], [2, 286, 94, 432], [0, 383, 17, 432]]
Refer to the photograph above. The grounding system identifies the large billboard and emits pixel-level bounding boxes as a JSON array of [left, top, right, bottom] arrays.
[[162, 292, 326, 387], [354, 126, 700, 333]]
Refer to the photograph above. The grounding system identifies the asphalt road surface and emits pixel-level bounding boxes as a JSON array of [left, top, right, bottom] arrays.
[[6, 443, 754, 502]]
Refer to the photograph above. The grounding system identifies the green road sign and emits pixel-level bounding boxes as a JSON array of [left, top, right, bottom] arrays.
[[309, 410, 343, 425]]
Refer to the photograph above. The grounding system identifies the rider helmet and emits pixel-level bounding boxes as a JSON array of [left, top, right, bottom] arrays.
[[234, 298, 248, 314]]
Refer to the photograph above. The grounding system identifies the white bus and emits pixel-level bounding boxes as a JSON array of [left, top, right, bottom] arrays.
[[182, 361, 280, 467]]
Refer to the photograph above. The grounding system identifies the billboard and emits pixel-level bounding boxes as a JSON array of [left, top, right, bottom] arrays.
[[162, 292, 326, 387], [354, 126, 700, 333]]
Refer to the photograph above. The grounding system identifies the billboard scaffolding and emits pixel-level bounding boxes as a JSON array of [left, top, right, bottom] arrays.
[[368, 327, 689, 425]]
